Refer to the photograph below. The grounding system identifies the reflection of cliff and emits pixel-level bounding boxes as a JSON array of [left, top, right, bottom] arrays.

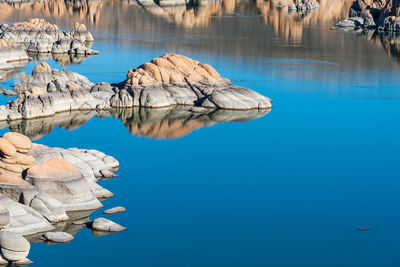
[[1, 0, 399, 73], [0, 107, 269, 140], [0, 0, 103, 25]]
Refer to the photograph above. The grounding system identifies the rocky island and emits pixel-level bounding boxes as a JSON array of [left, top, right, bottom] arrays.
[[0, 53, 272, 122]]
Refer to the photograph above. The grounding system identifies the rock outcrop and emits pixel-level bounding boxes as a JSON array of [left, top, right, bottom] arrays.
[[0, 39, 29, 75], [0, 18, 98, 55], [0, 132, 119, 235], [0, 54, 271, 122], [336, 0, 400, 31]]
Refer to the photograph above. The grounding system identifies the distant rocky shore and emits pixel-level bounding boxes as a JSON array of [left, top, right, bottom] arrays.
[[0, 18, 97, 76], [335, 0, 400, 31], [0, 131, 124, 265]]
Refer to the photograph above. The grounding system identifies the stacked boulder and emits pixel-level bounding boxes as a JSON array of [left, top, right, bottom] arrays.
[[0, 18, 98, 55]]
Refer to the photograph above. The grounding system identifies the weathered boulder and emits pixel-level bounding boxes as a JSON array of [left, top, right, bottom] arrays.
[[43, 231, 74, 243], [0, 18, 98, 55], [0, 132, 118, 232], [0, 230, 30, 261], [0, 193, 54, 235], [103, 206, 126, 215], [25, 158, 103, 212], [91, 217, 126, 232]]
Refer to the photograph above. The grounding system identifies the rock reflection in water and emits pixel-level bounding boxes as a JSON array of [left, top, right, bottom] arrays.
[[0, 107, 270, 140], [28, 50, 95, 67]]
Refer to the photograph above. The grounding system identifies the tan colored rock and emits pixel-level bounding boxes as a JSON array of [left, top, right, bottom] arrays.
[[12, 18, 59, 31], [0, 173, 30, 186], [32, 62, 51, 73], [30, 87, 47, 96], [26, 158, 81, 180], [3, 132, 32, 153], [0, 138, 16, 158], [126, 54, 226, 86], [73, 22, 87, 31]]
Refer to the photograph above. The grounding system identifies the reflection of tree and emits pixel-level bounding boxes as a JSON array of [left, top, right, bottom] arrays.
[[0, 107, 270, 140]]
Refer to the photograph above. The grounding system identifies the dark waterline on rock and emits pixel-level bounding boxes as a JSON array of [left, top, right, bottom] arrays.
[[0, 0, 400, 266]]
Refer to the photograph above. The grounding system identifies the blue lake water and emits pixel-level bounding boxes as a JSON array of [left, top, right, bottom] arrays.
[[1, 0, 400, 266]]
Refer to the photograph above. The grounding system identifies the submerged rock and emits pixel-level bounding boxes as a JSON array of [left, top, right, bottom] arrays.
[[0, 54, 271, 122], [103, 206, 126, 215], [43, 231, 74, 243], [91, 217, 126, 232], [0, 230, 30, 261], [0, 18, 98, 55]]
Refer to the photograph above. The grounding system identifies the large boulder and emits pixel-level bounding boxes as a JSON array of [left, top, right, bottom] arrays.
[[25, 158, 103, 212], [0, 230, 30, 261]]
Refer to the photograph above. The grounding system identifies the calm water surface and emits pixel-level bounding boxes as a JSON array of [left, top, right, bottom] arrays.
[[1, 0, 400, 266]]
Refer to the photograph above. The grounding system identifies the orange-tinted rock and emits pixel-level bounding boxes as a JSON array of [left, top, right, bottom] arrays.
[[26, 158, 81, 180]]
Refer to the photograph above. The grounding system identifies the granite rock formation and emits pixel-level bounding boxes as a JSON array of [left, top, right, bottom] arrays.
[[0, 132, 119, 235], [0, 18, 98, 55], [0, 54, 271, 122], [0, 39, 29, 77], [336, 0, 400, 31]]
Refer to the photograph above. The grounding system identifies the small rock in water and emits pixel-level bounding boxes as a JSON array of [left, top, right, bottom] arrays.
[[358, 228, 369, 230], [91, 217, 126, 232], [0, 230, 30, 261], [103, 206, 126, 215], [43, 232, 74, 243]]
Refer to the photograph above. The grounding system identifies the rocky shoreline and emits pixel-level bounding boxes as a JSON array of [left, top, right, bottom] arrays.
[[335, 0, 400, 31], [0, 131, 124, 265], [0, 18, 98, 80]]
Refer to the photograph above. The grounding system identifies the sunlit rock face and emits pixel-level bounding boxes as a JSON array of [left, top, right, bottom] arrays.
[[0, 18, 98, 55], [0, 132, 118, 231]]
